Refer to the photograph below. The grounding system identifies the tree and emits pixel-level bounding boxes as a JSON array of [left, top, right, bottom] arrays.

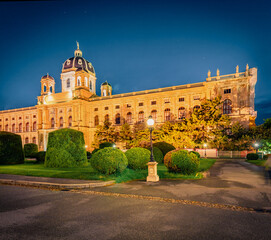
[[93, 121, 119, 147], [119, 123, 133, 148]]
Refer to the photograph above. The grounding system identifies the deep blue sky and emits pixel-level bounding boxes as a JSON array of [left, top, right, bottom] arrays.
[[0, 0, 270, 124]]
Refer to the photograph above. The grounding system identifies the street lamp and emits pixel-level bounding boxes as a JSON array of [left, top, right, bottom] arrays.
[[254, 142, 259, 153], [203, 143, 207, 158], [146, 116, 159, 182]]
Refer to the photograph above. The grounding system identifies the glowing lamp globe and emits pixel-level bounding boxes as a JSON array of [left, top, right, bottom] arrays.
[[203, 143, 207, 148], [147, 118, 154, 126]]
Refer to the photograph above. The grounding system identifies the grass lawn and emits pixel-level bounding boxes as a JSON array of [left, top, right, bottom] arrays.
[[246, 159, 266, 166], [0, 158, 216, 183]]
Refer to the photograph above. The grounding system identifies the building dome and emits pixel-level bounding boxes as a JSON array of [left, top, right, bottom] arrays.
[[41, 73, 54, 80], [62, 42, 95, 74], [101, 81, 111, 87]]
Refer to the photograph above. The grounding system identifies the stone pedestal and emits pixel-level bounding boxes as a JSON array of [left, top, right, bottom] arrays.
[[147, 161, 159, 182]]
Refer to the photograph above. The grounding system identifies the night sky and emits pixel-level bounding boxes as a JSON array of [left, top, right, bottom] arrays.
[[0, 0, 270, 124]]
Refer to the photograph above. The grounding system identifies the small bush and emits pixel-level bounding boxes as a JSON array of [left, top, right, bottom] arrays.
[[92, 148, 100, 155], [190, 151, 200, 159], [45, 128, 87, 168], [125, 147, 151, 170], [35, 151, 46, 163], [246, 153, 259, 160], [147, 147, 163, 163], [153, 142, 175, 156], [164, 149, 200, 174], [99, 142, 115, 149], [91, 147, 128, 175], [0, 131, 24, 165], [24, 143, 38, 158]]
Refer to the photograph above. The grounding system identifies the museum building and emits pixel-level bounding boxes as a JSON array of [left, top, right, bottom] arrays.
[[0, 44, 257, 151]]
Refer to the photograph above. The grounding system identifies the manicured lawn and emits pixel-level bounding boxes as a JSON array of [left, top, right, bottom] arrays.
[[246, 159, 266, 166], [0, 158, 216, 183]]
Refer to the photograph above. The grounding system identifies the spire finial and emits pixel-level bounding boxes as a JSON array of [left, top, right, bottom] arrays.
[[207, 70, 211, 78], [76, 41, 79, 50], [236, 65, 239, 73]]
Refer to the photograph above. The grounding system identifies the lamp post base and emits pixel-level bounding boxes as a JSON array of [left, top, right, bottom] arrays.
[[147, 161, 159, 182]]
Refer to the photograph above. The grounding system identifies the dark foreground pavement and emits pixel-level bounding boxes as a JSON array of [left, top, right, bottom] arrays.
[[0, 184, 271, 240], [0, 159, 271, 239]]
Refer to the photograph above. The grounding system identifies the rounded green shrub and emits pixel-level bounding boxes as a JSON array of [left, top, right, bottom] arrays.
[[91, 147, 128, 175], [35, 151, 46, 163], [24, 143, 38, 158], [99, 142, 115, 149], [45, 128, 87, 168], [0, 131, 24, 165], [246, 153, 259, 160], [125, 147, 151, 170], [164, 149, 199, 174], [190, 151, 200, 159], [92, 148, 100, 155], [153, 141, 175, 156], [147, 147, 163, 163]]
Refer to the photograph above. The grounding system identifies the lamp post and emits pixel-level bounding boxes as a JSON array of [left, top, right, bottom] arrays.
[[254, 142, 259, 153], [146, 116, 159, 182], [203, 143, 207, 158]]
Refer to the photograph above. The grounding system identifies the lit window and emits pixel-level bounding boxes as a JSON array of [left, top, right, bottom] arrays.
[[164, 109, 171, 121], [68, 116, 72, 127], [127, 104, 131, 108], [104, 114, 109, 123], [179, 97, 185, 102], [151, 101, 156, 105], [151, 110, 157, 122], [164, 98, 170, 104], [19, 123, 22, 132], [178, 107, 185, 119], [5, 124, 8, 131], [105, 107, 109, 110], [126, 112, 132, 124], [89, 81, 92, 90], [94, 108, 98, 111], [12, 124, 15, 133], [139, 102, 144, 106], [32, 137, 36, 144], [51, 118, 55, 128], [26, 122, 29, 132], [33, 122, 37, 131], [77, 77, 81, 86], [138, 111, 144, 123], [59, 117, 63, 128], [94, 116, 99, 126], [115, 113, 121, 124], [115, 105, 120, 109], [66, 79, 70, 88], [25, 137, 29, 144], [223, 99, 232, 114]]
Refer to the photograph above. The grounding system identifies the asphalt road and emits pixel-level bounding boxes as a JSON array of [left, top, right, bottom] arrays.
[[0, 184, 271, 240]]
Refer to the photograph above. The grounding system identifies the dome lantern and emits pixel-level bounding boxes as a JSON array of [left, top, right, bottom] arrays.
[[74, 41, 82, 57]]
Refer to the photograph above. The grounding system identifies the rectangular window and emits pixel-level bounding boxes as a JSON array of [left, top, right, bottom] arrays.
[[94, 108, 98, 111], [127, 104, 131, 108], [164, 98, 170, 104], [179, 97, 185, 102], [105, 107, 109, 110], [193, 96, 200, 100], [224, 89, 231, 94], [151, 101, 157, 105], [139, 102, 144, 106], [33, 115, 36, 118], [115, 105, 120, 109]]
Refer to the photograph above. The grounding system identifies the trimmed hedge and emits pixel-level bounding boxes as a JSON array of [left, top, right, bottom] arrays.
[[190, 151, 200, 159], [0, 131, 24, 165], [164, 149, 199, 174], [99, 142, 115, 149], [147, 147, 163, 164], [153, 142, 175, 156], [125, 147, 151, 170], [24, 143, 38, 158], [45, 128, 87, 168], [91, 147, 128, 175], [246, 153, 259, 160], [35, 151, 46, 163]]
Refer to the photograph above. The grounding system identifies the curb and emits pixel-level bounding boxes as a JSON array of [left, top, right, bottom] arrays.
[[0, 179, 115, 190]]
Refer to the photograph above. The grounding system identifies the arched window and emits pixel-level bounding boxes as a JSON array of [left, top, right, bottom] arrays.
[[66, 78, 70, 88], [103, 89, 107, 96], [85, 77, 88, 87], [94, 115, 99, 126], [104, 114, 109, 123], [43, 85, 46, 93], [126, 112, 132, 124], [33, 122, 37, 131], [178, 107, 185, 119], [115, 113, 121, 125], [223, 99, 232, 114], [25, 137, 29, 144], [68, 116, 72, 127], [77, 77, 81, 86], [26, 122, 29, 132], [49, 86, 52, 93], [12, 124, 15, 133], [5, 124, 8, 131], [151, 110, 157, 122], [51, 118, 55, 128], [138, 111, 144, 123], [164, 108, 171, 121], [19, 123, 22, 132], [32, 137, 36, 144], [59, 117, 63, 128], [193, 105, 200, 111], [89, 81, 92, 90]]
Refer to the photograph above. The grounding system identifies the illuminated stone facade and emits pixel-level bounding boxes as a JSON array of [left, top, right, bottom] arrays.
[[0, 44, 257, 151]]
